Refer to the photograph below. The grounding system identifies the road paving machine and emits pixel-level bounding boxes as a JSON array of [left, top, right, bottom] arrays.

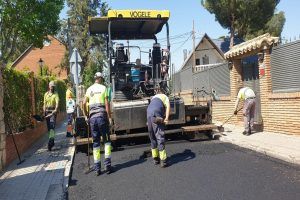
[[76, 9, 217, 144]]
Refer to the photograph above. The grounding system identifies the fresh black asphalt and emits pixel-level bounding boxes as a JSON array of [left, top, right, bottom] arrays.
[[68, 138, 300, 200]]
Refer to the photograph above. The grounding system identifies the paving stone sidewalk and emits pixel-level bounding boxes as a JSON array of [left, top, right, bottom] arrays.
[[0, 120, 75, 200], [216, 123, 300, 166]]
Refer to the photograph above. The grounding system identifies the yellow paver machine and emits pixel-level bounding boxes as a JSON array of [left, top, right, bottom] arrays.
[[77, 10, 217, 145]]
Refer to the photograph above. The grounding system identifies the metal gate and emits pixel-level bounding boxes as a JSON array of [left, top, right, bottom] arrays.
[[271, 40, 300, 93], [242, 56, 262, 124], [192, 63, 230, 98]]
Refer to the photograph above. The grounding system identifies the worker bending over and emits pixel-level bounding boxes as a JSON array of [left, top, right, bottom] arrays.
[[147, 87, 170, 168], [234, 86, 256, 136], [83, 72, 112, 176]]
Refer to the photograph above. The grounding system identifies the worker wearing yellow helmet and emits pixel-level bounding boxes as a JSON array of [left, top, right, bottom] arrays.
[[43, 81, 59, 151], [66, 83, 75, 137]]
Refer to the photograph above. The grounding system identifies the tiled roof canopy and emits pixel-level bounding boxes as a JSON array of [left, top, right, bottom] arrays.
[[224, 33, 279, 59]]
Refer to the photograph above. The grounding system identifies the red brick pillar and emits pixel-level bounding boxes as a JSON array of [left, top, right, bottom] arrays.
[[230, 59, 243, 124], [259, 48, 272, 128], [230, 59, 243, 99], [0, 70, 6, 171]]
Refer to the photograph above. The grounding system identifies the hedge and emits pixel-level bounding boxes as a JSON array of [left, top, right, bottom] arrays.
[[2, 68, 66, 133], [3, 69, 32, 132]]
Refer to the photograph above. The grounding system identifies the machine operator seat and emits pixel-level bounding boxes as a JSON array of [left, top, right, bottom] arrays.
[[116, 43, 128, 63]]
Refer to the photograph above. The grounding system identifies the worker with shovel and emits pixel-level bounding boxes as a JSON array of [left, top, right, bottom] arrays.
[[147, 86, 170, 168], [43, 81, 59, 151], [234, 87, 256, 136], [83, 72, 112, 176]]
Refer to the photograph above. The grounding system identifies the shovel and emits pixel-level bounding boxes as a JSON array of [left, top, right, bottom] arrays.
[[32, 113, 53, 122], [217, 107, 243, 132]]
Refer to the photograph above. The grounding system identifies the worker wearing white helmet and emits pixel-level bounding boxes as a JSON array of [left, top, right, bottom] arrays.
[[43, 81, 59, 151], [83, 72, 112, 176]]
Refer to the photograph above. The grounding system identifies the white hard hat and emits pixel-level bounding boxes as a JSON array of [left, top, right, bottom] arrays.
[[94, 72, 103, 79], [49, 81, 56, 87]]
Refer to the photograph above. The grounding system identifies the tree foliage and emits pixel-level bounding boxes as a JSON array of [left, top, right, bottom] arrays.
[[201, 0, 285, 47], [61, 0, 108, 87], [0, 0, 64, 66]]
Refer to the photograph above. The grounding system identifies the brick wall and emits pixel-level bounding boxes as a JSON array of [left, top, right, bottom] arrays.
[[179, 45, 300, 135], [4, 113, 66, 168], [212, 59, 244, 125], [216, 47, 300, 135], [258, 49, 300, 135], [176, 90, 194, 105], [14, 36, 67, 79]]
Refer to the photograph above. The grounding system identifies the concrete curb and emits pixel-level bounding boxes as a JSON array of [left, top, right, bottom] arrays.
[[63, 139, 76, 191], [219, 136, 300, 166]]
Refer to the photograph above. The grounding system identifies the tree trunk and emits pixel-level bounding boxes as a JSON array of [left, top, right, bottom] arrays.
[[230, 13, 235, 49]]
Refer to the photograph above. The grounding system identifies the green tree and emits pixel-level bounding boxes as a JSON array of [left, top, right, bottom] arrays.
[[0, 0, 64, 67], [64, 0, 108, 87], [201, 0, 285, 47]]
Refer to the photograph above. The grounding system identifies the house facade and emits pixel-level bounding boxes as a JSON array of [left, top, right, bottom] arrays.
[[12, 36, 68, 79], [174, 34, 232, 105]]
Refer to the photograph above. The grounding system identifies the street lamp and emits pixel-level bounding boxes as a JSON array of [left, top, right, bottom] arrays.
[[38, 58, 44, 76]]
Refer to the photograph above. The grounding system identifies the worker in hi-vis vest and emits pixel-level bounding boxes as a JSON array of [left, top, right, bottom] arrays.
[[147, 87, 170, 168], [83, 72, 112, 176], [66, 83, 75, 137], [234, 87, 256, 136], [43, 81, 59, 151]]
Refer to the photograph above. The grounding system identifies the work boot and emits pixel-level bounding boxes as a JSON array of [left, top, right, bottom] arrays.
[[247, 129, 252, 136], [48, 138, 54, 151], [105, 165, 113, 174], [242, 131, 247, 135], [160, 159, 167, 168], [96, 170, 101, 176], [66, 132, 72, 137], [153, 157, 160, 165]]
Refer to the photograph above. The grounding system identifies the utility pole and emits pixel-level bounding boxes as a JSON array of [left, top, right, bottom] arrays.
[[192, 20, 196, 72]]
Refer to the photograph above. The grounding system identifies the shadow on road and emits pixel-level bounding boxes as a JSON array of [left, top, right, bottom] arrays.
[[112, 151, 148, 172], [168, 149, 196, 166]]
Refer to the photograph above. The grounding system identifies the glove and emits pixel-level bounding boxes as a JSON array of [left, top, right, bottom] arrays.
[[109, 118, 113, 126], [85, 116, 89, 124], [154, 117, 164, 124], [164, 118, 169, 125], [234, 110, 238, 115]]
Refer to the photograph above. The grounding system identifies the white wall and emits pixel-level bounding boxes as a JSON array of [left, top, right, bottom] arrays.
[[194, 38, 224, 65], [181, 37, 224, 70]]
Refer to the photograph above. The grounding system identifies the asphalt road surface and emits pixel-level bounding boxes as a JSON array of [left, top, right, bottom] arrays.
[[68, 138, 300, 200]]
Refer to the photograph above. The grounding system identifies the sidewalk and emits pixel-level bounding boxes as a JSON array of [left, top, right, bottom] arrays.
[[0, 120, 75, 200], [216, 123, 300, 166]]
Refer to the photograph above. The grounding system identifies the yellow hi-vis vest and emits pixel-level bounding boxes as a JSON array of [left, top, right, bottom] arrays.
[[85, 83, 108, 117], [44, 91, 59, 110]]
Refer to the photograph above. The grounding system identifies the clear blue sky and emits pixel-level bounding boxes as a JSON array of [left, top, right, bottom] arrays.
[[60, 0, 300, 71]]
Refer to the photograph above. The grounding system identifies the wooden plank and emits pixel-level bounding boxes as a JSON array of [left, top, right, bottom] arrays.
[[75, 125, 216, 144], [76, 137, 93, 145], [182, 124, 217, 132]]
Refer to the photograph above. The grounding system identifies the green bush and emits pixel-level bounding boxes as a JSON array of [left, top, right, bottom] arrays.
[[2, 68, 66, 133], [3, 69, 32, 132], [34, 76, 48, 115], [54, 79, 67, 112]]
